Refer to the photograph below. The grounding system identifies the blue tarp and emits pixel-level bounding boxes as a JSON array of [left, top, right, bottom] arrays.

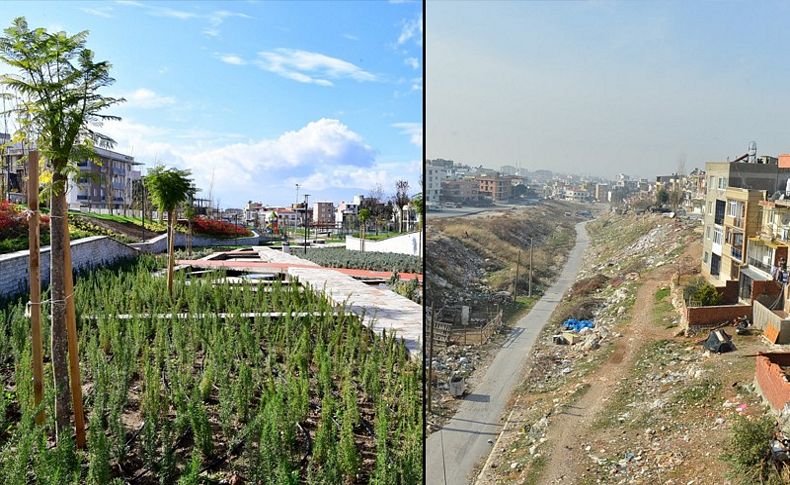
[[562, 319, 595, 333]]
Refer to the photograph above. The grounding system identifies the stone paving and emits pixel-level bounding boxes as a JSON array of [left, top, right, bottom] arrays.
[[176, 247, 423, 358]]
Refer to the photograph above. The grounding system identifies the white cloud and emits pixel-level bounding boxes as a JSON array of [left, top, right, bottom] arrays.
[[392, 122, 422, 148], [100, 118, 420, 205], [217, 53, 246, 65], [119, 88, 176, 109], [411, 76, 422, 92], [404, 57, 419, 69], [256, 48, 377, 86], [80, 6, 115, 18], [343, 33, 359, 41], [398, 14, 423, 46], [116, 1, 251, 37]]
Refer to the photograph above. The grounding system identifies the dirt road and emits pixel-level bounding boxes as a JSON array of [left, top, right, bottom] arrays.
[[425, 221, 590, 485], [535, 268, 674, 484]]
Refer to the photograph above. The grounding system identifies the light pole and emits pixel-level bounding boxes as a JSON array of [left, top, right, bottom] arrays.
[[294, 183, 300, 240], [304, 194, 310, 255]]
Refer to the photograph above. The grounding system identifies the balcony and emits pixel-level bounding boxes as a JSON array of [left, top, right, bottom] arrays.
[[748, 257, 772, 274]]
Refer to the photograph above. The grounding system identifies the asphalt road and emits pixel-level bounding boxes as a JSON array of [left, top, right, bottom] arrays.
[[425, 221, 591, 485], [426, 204, 522, 219]]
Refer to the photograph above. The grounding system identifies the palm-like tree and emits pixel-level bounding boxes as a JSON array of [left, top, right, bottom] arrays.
[[0, 17, 123, 440], [144, 165, 195, 296]]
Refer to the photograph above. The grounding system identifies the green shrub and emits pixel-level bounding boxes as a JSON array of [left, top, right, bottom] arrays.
[[723, 414, 776, 483], [301, 247, 421, 273]]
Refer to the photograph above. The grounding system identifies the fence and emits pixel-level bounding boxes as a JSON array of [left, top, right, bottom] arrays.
[[428, 309, 503, 347]]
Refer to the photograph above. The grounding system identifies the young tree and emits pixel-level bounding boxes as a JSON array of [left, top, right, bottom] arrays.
[[655, 187, 669, 206], [393, 180, 410, 232], [358, 208, 371, 253], [0, 17, 123, 439], [410, 194, 423, 231], [144, 165, 195, 296]]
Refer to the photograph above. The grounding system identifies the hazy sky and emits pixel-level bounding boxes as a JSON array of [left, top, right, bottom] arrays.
[[427, 1, 790, 179], [3, 1, 422, 207]]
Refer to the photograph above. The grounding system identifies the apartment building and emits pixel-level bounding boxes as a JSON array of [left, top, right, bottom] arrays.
[[477, 174, 512, 202], [426, 160, 447, 206], [701, 160, 790, 286], [312, 201, 335, 225], [66, 146, 141, 211], [441, 177, 479, 203]]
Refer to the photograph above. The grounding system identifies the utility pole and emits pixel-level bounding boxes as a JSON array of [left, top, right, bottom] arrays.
[[428, 305, 436, 414], [304, 194, 310, 255], [528, 237, 534, 298], [27, 149, 44, 425], [513, 249, 521, 299]]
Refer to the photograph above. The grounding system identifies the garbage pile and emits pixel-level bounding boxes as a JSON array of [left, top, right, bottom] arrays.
[[553, 319, 601, 350]]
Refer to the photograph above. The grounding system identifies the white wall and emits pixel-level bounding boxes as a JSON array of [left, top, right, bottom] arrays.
[[345, 232, 422, 257]]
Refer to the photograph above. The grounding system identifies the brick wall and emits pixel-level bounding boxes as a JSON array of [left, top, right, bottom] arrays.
[[755, 353, 790, 413], [752, 279, 782, 304], [718, 280, 740, 305], [685, 304, 752, 329], [0, 236, 139, 300]]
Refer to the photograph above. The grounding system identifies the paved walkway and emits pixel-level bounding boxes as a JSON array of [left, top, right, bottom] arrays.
[[176, 248, 422, 357], [425, 221, 590, 484]]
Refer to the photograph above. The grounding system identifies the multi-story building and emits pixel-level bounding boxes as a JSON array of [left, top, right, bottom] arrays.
[[335, 195, 363, 227], [312, 201, 335, 225], [742, 198, 790, 302], [244, 201, 264, 225], [426, 160, 447, 206], [594, 183, 610, 202], [477, 174, 512, 202], [59, 146, 141, 211], [441, 178, 479, 203], [3, 144, 143, 211], [701, 159, 790, 286]]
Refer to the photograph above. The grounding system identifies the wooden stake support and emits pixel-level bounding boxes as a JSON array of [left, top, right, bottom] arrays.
[[27, 151, 44, 424], [62, 196, 85, 448]]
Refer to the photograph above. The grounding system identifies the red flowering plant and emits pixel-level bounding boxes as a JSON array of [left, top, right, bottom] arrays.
[[190, 216, 252, 238], [0, 200, 49, 239]]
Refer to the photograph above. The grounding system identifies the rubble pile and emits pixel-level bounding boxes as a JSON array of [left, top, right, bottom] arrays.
[[576, 338, 763, 483], [579, 215, 698, 281]]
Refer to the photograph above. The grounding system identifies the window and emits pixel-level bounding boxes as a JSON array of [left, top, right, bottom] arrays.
[[713, 227, 723, 245], [718, 177, 727, 190], [704, 252, 709, 263], [706, 226, 711, 239], [707, 201, 713, 215], [727, 200, 740, 217]]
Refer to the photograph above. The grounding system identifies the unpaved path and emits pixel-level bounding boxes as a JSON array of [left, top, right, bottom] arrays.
[[425, 221, 590, 485], [535, 266, 674, 484]]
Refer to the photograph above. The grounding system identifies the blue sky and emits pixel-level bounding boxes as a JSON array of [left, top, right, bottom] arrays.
[[3, 1, 422, 207], [427, 1, 790, 179]]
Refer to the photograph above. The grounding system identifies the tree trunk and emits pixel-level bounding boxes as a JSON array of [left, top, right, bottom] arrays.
[[167, 209, 175, 296], [50, 167, 72, 439], [106, 159, 113, 216], [62, 197, 86, 448]]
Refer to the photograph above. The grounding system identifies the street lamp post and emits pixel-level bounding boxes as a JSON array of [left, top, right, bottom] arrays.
[[303, 194, 310, 255], [294, 183, 300, 241]]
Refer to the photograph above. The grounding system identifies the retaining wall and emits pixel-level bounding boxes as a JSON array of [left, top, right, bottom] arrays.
[[0, 236, 139, 299], [755, 353, 790, 413], [753, 300, 790, 344], [131, 230, 261, 254], [345, 232, 422, 257]]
